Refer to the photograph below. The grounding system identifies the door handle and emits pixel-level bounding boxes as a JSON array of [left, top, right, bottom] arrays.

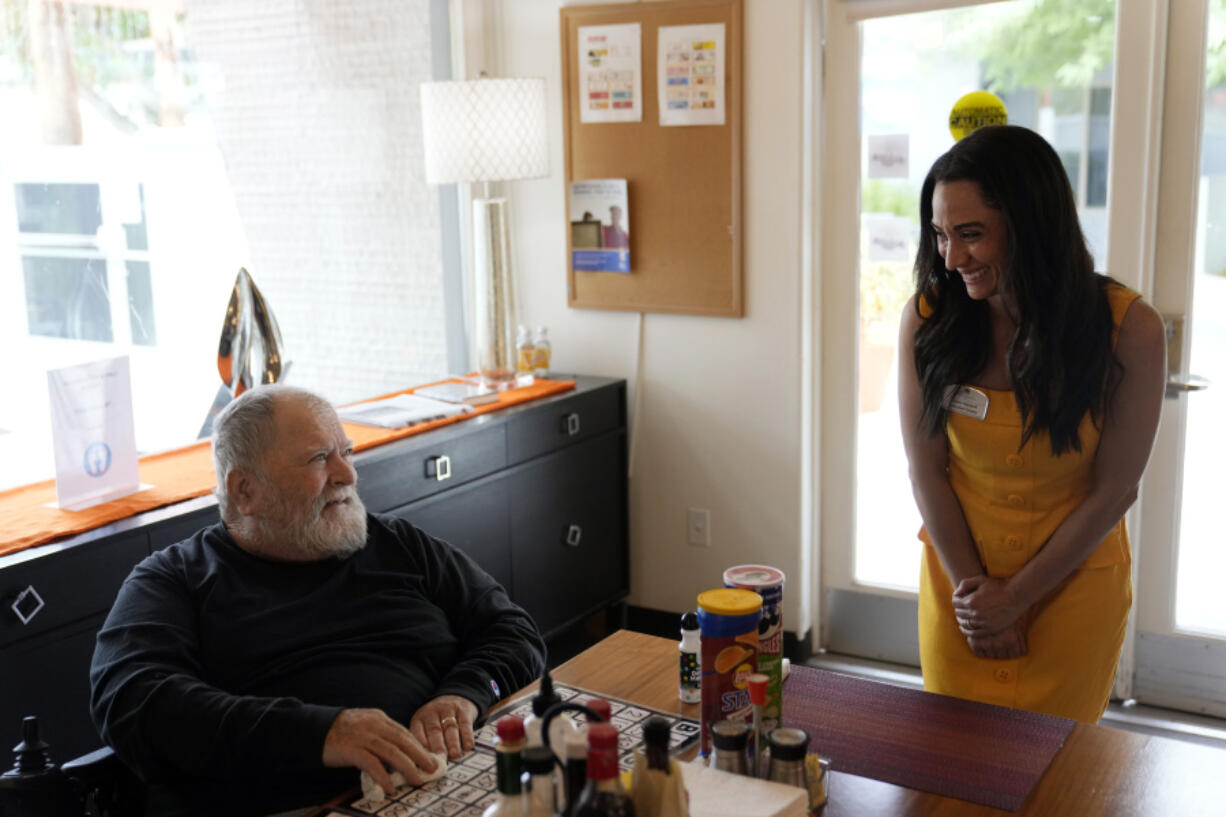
[[1166, 374, 1210, 398], [1163, 315, 1209, 398]]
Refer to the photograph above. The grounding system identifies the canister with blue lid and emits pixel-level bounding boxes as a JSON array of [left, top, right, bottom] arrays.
[[696, 588, 761, 756]]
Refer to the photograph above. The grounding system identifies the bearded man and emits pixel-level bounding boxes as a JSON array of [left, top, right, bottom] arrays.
[[90, 385, 545, 816]]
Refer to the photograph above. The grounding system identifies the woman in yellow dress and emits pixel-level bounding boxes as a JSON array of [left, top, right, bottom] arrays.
[[898, 125, 1166, 722]]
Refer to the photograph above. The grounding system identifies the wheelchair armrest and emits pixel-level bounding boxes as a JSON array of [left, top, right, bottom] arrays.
[[62, 745, 120, 785], [62, 746, 143, 817]]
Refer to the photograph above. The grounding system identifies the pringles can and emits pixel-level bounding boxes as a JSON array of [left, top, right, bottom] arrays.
[[724, 564, 785, 726], [696, 588, 762, 756]]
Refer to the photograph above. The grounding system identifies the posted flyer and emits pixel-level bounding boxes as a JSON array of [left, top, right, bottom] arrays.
[[569, 179, 630, 273], [657, 23, 726, 127], [578, 23, 642, 124]]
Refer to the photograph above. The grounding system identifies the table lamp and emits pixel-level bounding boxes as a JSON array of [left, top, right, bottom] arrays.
[[420, 76, 549, 388]]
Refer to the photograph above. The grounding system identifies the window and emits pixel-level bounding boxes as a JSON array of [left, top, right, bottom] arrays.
[[0, 0, 458, 490]]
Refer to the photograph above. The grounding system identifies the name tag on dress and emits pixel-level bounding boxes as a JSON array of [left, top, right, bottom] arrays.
[[943, 385, 989, 420]]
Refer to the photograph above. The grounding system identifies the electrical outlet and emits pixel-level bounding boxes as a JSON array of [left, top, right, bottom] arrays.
[[687, 508, 710, 547]]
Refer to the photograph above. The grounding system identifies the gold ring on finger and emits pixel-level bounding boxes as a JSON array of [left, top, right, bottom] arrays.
[[441, 716, 458, 728]]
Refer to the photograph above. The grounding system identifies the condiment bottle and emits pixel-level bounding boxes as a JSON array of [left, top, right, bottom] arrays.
[[631, 717, 689, 817], [521, 745, 559, 817], [564, 698, 610, 817], [532, 326, 551, 377], [746, 673, 770, 777], [524, 669, 563, 751], [586, 698, 612, 725], [708, 719, 751, 776], [573, 723, 636, 817], [562, 732, 588, 817], [678, 612, 701, 704], [482, 716, 527, 817], [765, 727, 810, 790], [517, 325, 536, 374], [643, 717, 671, 773]]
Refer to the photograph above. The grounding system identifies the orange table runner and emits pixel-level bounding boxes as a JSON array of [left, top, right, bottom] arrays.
[[0, 378, 575, 558]]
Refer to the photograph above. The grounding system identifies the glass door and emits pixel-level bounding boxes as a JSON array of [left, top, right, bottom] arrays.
[[821, 0, 1226, 717], [1133, 0, 1226, 716], [821, 0, 1136, 665]]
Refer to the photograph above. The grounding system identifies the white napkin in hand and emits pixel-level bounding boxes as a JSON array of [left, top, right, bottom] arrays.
[[359, 751, 448, 802]]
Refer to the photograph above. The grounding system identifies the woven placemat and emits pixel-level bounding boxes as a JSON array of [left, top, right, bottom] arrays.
[[782, 665, 1074, 811]]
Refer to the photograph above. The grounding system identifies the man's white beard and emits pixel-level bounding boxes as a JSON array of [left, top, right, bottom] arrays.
[[253, 488, 369, 561]]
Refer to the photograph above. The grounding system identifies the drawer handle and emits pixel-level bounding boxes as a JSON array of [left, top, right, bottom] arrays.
[[565, 524, 582, 547], [425, 454, 452, 482], [563, 413, 581, 437], [11, 585, 45, 625]]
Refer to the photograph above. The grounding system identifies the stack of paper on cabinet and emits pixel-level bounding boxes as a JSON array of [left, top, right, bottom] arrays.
[[336, 394, 471, 429], [412, 380, 500, 406]]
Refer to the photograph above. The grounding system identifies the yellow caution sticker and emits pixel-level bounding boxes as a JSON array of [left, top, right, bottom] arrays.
[[948, 91, 1008, 141]]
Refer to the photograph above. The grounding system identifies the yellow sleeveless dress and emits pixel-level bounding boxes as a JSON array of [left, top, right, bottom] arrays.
[[917, 284, 1139, 722]]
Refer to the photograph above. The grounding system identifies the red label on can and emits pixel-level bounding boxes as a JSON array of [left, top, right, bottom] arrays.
[[699, 628, 758, 755]]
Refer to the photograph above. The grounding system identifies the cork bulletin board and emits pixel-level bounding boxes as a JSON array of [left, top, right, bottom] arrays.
[[561, 0, 743, 316]]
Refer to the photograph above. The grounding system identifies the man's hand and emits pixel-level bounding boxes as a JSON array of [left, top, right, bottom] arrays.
[[952, 575, 1024, 636], [323, 708, 437, 797], [410, 695, 479, 760]]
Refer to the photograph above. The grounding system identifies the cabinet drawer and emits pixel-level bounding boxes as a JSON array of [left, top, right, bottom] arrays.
[[388, 475, 513, 593], [506, 385, 622, 465], [0, 614, 105, 760], [358, 424, 507, 513], [0, 532, 146, 648], [510, 432, 627, 636]]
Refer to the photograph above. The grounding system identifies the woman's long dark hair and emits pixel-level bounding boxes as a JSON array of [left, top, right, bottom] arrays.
[[911, 125, 1120, 455]]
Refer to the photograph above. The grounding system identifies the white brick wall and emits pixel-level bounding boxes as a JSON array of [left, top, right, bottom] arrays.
[[186, 0, 448, 404]]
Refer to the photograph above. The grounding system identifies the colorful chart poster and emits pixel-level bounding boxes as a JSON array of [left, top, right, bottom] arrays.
[[578, 23, 642, 124], [569, 178, 630, 273], [657, 23, 726, 127]]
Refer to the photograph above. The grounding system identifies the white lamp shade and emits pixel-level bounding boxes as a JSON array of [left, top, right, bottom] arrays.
[[420, 78, 549, 184]]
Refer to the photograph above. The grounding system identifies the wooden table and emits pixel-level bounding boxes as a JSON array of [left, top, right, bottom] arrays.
[[550, 631, 1222, 816]]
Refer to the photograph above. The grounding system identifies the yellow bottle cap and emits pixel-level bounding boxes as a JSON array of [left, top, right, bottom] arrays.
[[697, 588, 763, 616]]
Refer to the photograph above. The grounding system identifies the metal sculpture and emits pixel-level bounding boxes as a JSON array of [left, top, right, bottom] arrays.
[[217, 267, 287, 397]]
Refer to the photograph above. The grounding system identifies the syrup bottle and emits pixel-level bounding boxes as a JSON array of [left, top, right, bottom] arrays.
[[482, 716, 526, 817], [573, 723, 636, 817]]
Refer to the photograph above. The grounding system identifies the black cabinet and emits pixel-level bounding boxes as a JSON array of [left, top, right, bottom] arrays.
[[0, 375, 627, 761], [388, 474, 514, 593], [0, 616, 106, 760], [510, 432, 627, 635]]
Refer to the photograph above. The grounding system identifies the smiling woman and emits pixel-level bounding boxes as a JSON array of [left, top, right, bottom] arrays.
[[0, 0, 460, 492], [898, 125, 1166, 722], [929, 179, 1009, 306]]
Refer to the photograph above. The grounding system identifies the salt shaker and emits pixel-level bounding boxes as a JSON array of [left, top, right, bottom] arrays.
[[709, 719, 751, 775]]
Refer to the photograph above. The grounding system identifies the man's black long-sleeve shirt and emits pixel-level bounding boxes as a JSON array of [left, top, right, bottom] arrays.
[[90, 513, 545, 815]]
